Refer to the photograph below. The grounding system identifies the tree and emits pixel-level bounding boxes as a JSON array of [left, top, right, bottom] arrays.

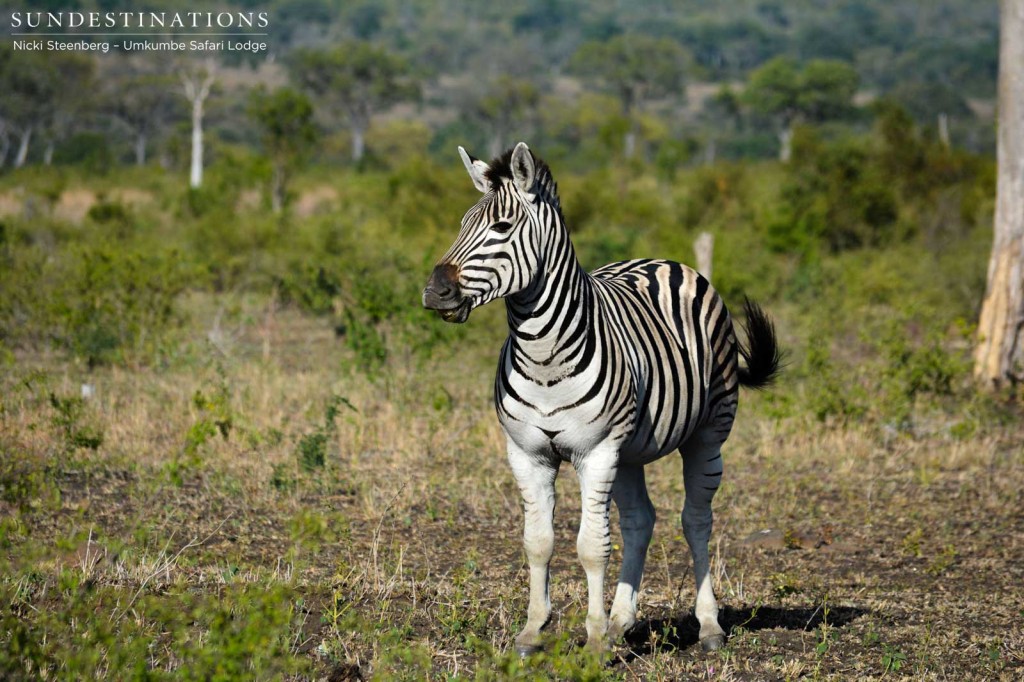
[[974, 0, 1024, 389], [569, 35, 688, 158], [0, 118, 9, 167], [699, 85, 744, 163], [248, 87, 317, 213], [40, 52, 97, 165], [179, 59, 217, 189], [0, 47, 55, 168], [465, 76, 541, 159], [288, 43, 420, 163], [744, 57, 859, 162], [104, 56, 179, 166]]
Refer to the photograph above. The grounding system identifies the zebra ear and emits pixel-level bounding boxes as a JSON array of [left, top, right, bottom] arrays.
[[459, 146, 490, 194], [510, 142, 536, 194]]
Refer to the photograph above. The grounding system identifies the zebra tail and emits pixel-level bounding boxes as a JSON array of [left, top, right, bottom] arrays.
[[736, 297, 783, 389]]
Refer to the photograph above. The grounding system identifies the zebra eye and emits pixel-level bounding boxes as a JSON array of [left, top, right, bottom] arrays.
[[490, 220, 514, 234]]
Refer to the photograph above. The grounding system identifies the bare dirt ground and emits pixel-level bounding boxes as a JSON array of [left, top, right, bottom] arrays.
[[2, 306, 1022, 680]]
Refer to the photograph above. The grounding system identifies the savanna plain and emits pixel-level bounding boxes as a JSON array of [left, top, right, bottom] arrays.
[[2, 138, 1023, 680]]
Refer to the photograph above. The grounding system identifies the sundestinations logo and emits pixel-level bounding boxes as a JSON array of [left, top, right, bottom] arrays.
[[7, 10, 270, 55]]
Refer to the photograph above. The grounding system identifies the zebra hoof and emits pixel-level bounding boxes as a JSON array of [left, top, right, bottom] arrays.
[[700, 634, 726, 652], [515, 643, 543, 658], [607, 618, 633, 643]]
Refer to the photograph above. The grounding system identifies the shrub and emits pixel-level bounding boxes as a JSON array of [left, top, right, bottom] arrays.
[[49, 245, 188, 367], [49, 393, 103, 451]]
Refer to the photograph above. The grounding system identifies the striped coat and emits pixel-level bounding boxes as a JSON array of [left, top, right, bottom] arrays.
[[423, 143, 780, 654]]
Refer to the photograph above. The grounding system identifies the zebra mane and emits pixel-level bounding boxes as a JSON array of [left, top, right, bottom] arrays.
[[485, 147, 562, 213]]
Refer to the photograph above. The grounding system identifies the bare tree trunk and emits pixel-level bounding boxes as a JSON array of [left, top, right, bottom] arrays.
[[974, 0, 1024, 388], [181, 62, 215, 189], [0, 130, 9, 168], [351, 124, 366, 163], [135, 133, 147, 166], [488, 130, 503, 160], [623, 129, 637, 159], [704, 138, 716, 165], [938, 112, 951, 148], [271, 162, 285, 213], [43, 141, 54, 166], [694, 231, 714, 281], [189, 99, 204, 188], [778, 125, 793, 163], [14, 127, 32, 168]]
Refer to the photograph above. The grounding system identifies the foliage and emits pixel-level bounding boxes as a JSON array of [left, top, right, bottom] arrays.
[[0, 5, 1013, 679], [49, 393, 104, 452], [247, 86, 318, 211], [464, 76, 542, 157], [0, 236, 188, 367], [296, 394, 355, 472], [287, 42, 420, 161], [765, 128, 899, 254], [569, 34, 689, 115], [744, 56, 860, 127], [168, 370, 235, 484], [0, 578, 307, 680], [100, 57, 181, 166]]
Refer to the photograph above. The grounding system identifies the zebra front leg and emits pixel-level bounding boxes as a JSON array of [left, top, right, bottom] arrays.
[[574, 443, 619, 651], [607, 464, 656, 641], [681, 431, 728, 651], [507, 440, 558, 656]]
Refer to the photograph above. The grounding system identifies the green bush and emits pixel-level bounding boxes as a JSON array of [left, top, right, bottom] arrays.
[[771, 128, 902, 254], [53, 132, 113, 172], [50, 245, 189, 367], [49, 393, 103, 451], [86, 200, 135, 238], [276, 264, 342, 317]]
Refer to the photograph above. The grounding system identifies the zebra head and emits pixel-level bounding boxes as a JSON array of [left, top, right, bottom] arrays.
[[423, 142, 548, 323]]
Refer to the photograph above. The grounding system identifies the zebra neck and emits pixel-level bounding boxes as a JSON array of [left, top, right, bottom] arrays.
[[506, 238, 592, 367]]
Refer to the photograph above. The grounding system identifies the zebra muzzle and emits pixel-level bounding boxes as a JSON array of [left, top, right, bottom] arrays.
[[424, 296, 472, 324], [423, 264, 472, 323]]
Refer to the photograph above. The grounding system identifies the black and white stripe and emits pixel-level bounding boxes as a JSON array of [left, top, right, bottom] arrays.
[[423, 143, 781, 654]]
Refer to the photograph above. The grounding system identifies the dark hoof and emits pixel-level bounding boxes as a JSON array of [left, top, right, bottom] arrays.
[[700, 634, 726, 652], [516, 643, 543, 658]]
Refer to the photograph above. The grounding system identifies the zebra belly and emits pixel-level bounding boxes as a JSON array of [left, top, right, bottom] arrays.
[[498, 367, 700, 465]]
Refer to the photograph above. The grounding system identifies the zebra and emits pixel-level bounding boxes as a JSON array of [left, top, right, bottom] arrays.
[[422, 143, 781, 655]]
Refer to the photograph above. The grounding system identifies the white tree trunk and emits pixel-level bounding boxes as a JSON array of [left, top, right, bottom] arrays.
[[271, 163, 285, 213], [351, 125, 366, 163], [778, 126, 793, 163], [14, 127, 32, 168], [43, 141, 54, 166], [135, 133, 147, 166], [190, 99, 204, 188], [694, 231, 714, 282], [974, 0, 1024, 388], [488, 131, 503, 160], [623, 129, 637, 159], [181, 62, 215, 189]]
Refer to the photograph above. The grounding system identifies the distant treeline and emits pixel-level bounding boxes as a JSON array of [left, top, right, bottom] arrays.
[[0, 0, 998, 175]]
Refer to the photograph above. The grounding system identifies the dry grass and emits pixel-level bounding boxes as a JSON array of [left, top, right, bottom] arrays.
[[2, 298, 1023, 680]]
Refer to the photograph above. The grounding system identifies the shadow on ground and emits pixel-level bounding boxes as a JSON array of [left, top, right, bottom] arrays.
[[622, 604, 867, 657]]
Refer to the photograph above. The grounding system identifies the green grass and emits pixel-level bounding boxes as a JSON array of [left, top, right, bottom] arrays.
[[1, 138, 1021, 679]]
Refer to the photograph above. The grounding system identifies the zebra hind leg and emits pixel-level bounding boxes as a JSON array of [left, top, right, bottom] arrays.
[[607, 464, 656, 642], [680, 427, 728, 651]]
